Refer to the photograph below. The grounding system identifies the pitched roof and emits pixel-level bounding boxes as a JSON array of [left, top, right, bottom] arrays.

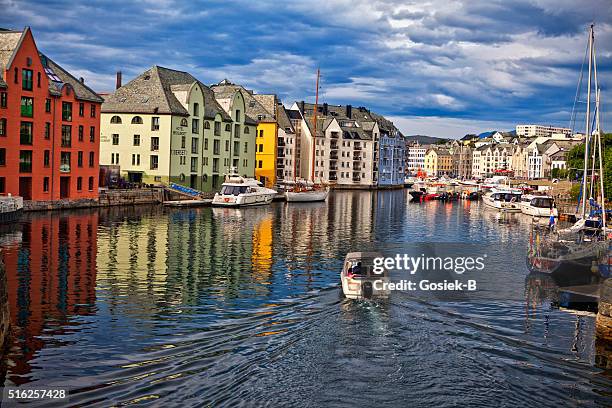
[[277, 104, 294, 133], [42, 55, 103, 103], [102, 65, 230, 120], [210, 80, 275, 123], [0, 28, 23, 72]]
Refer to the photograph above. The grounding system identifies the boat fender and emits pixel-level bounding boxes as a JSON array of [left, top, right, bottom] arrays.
[[362, 281, 373, 299]]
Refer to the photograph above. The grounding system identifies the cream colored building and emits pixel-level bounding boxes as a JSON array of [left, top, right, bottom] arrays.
[[100, 66, 256, 192], [516, 124, 571, 138]]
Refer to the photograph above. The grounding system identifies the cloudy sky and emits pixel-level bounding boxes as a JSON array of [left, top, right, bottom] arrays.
[[1, 0, 610, 137]]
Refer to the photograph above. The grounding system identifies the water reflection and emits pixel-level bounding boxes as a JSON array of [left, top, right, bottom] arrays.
[[0, 192, 609, 406]]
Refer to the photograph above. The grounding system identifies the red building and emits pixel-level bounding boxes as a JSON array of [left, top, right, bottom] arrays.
[[0, 27, 103, 201]]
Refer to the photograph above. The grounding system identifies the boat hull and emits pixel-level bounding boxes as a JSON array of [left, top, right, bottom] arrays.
[[212, 193, 275, 207], [521, 205, 558, 217], [286, 190, 329, 202]]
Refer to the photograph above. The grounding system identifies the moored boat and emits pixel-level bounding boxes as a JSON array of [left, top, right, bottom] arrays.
[[286, 187, 329, 202], [520, 195, 558, 217], [482, 189, 522, 212], [212, 174, 277, 207]]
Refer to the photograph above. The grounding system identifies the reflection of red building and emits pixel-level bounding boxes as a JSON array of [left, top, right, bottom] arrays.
[[1, 212, 97, 382], [0, 27, 103, 201]]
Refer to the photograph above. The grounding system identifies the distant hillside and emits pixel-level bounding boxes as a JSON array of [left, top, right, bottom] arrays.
[[404, 135, 450, 145]]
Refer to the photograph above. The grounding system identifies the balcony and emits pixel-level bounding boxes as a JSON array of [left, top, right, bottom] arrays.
[[353, 164, 361, 171], [330, 132, 339, 139], [354, 144, 362, 150], [352, 176, 361, 182], [329, 174, 338, 181], [329, 165, 338, 171], [277, 150, 285, 158], [278, 138, 286, 147], [330, 152, 338, 160], [277, 162, 285, 169], [352, 153, 361, 161], [330, 142, 338, 150]]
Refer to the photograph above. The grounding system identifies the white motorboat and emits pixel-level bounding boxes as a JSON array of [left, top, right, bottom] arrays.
[[520, 195, 558, 217], [340, 252, 390, 300], [212, 174, 277, 207], [482, 188, 522, 212]]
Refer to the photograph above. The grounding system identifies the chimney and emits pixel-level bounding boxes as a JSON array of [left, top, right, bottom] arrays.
[[323, 102, 328, 116], [116, 71, 122, 90], [79, 77, 84, 84], [346, 104, 352, 118], [299, 100, 305, 113]]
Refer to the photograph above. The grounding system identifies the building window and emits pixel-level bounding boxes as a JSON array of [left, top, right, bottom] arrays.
[[225, 123, 231, 132], [90, 104, 96, 118], [193, 103, 199, 116], [78, 151, 83, 167], [77, 176, 82, 191], [0, 148, 5, 166], [44, 150, 50, 167], [19, 150, 32, 172], [61, 125, 72, 147], [45, 98, 51, 112], [213, 158, 219, 172], [21, 96, 33, 117], [244, 126, 250, 134], [191, 157, 197, 172], [78, 125, 84, 141], [79, 102, 84, 117], [0, 118, 6, 136], [0, 92, 7, 108], [131, 116, 143, 124], [204, 138, 208, 150], [204, 121, 210, 130], [22, 69, 33, 90], [89, 151, 94, 167], [20, 122, 33, 145], [213, 139, 220, 155], [43, 177, 49, 192], [234, 141, 239, 156], [62, 102, 72, 121], [244, 142, 248, 153], [37, 72, 41, 88], [181, 136, 186, 149], [191, 137, 198, 154], [110, 115, 122, 124], [112, 134, 119, 145], [258, 144, 264, 153], [152, 117, 160, 131], [60, 152, 71, 172], [214, 121, 221, 136], [45, 122, 50, 139], [235, 109, 241, 122], [150, 155, 158, 170], [133, 134, 140, 146], [90, 126, 95, 142], [192, 118, 199, 134], [259, 129, 263, 138], [111, 153, 119, 165], [88, 176, 94, 191], [151, 137, 159, 151], [0, 177, 4, 193]]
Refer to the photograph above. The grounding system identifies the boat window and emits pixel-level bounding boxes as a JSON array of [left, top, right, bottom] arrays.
[[221, 186, 247, 195], [532, 198, 553, 208]]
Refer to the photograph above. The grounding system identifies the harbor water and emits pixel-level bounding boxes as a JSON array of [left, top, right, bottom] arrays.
[[0, 190, 610, 407]]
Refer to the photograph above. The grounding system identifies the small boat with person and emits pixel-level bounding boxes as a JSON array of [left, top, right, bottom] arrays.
[[340, 252, 390, 300], [212, 171, 277, 207]]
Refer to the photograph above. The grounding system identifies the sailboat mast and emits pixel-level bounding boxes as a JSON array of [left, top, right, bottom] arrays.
[[581, 24, 594, 218], [310, 68, 320, 182]]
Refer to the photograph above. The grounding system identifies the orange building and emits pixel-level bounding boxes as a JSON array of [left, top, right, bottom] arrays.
[[0, 27, 103, 201]]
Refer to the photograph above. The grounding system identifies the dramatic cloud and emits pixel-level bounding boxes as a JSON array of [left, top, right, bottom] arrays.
[[1, 0, 610, 137]]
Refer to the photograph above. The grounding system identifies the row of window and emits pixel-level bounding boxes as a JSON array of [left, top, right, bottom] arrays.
[[0, 175, 95, 194], [0, 119, 96, 145], [108, 115, 250, 137], [12, 149, 95, 172]]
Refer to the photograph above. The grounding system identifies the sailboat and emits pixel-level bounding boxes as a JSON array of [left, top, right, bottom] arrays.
[[286, 68, 330, 203], [529, 24, 608, 280]]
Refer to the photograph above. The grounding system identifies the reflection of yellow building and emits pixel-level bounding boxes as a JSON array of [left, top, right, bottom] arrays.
[[252, 216, 274, 283]]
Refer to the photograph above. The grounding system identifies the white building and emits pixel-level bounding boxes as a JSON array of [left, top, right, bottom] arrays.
[[406, 143, 427, 172], [516, 124, 572, 138]]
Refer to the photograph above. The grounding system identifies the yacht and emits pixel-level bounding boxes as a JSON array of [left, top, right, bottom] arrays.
[[520, 195, 558, 217], [212, 174, 277, 207], [482, 188, 522, 212], [340, 252, 390, 300], [285, 180, 329, 202]]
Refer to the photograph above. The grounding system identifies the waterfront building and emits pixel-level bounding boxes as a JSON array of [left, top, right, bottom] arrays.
[[470, 143, 515, 178], [0, 27, 103, 201], [368, 111, 405, 186], [406, 142, 427, 173], [516, 124, 572, 138], [210, 80, 278, 187], [100, 66, 256, 192], [449, 141, 472, 179], [510, 140, 531, 179], [276, 103, 296, 182], [424, 147, 452, 176]]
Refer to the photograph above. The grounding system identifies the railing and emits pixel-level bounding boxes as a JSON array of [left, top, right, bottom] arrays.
[[330, 152, 338, 160]]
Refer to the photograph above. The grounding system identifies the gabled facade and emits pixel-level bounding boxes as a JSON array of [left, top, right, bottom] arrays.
[[425, 148, 452, 176], [0, 27, 103, 201], [100, 66, 255, 192]]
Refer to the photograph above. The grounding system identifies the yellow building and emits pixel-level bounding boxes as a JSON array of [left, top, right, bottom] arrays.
[[425, 148, 452, 176]]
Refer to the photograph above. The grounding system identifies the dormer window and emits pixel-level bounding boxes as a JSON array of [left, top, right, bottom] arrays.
[[110, 115, 122, 124]]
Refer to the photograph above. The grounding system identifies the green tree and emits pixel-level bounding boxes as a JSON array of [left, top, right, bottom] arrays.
[[565, 133, 612, 199]]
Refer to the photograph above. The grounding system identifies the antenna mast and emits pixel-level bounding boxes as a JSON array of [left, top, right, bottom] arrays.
[[310, 68, 320, 182]]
